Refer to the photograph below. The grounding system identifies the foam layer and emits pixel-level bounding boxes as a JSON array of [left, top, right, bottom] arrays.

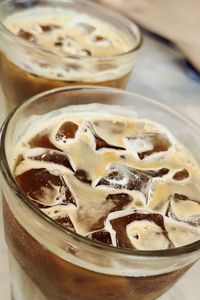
[[12, 104, 200, 251], [3, 7, 136, 81]]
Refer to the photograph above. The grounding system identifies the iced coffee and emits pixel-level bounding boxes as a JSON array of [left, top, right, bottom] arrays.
[[0, 0, 141, 111], [13, 105, 200, 251], [1, 87, 200, 300]]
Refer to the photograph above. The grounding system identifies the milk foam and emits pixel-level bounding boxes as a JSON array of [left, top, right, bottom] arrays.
[[3, 7, 136, 81], [12, 104, 200, 251]]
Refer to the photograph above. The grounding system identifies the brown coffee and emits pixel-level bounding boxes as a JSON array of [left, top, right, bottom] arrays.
[[0, 53, 130, 109], [3, 199, 190, 300]]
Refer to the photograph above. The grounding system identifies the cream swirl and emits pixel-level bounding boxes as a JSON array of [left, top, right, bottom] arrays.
[[13, 104, 200, 250]]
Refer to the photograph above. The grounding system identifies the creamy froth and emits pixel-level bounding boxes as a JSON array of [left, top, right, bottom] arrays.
[[3, 7, 135, 81], [12, 104, 200, 251]]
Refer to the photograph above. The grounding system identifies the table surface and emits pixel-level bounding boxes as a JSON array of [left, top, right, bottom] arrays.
[[0, 33, 200, 300]]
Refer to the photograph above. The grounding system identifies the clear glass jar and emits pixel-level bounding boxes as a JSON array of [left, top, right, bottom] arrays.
[[0, 86, 200, 300], [0, 0, 142, 112]]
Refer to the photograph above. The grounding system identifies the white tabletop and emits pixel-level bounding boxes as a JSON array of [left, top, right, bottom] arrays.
[[0, 33, 200, 300]]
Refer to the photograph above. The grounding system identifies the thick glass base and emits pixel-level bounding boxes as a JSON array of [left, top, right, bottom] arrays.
[[9, 252, 47, 300]]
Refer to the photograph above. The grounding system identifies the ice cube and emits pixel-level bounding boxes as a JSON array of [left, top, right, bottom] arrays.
[[29, 149, 74, 171], [109, 210, 174, 249], [76, 22, 96, 33], [55, 215, 75, 230], [42, 206, 75, 231], [40, 24, 61, 32], [74, 169, 92, 184], [166, 193, 200, 226], [55, 121, 78, 142], [15, 168, 76, 207], [87, 230, 112, 246], [106, 193, 133, 212], [96, 164, 151, 193], [87, 122, 125, 151], [29, 131, 59, 150], [126, 132, 171, 160]]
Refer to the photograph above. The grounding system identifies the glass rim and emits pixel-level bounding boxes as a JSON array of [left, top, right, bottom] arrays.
[[1, 85, 200, 258], [0, 0, 143, 61]]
